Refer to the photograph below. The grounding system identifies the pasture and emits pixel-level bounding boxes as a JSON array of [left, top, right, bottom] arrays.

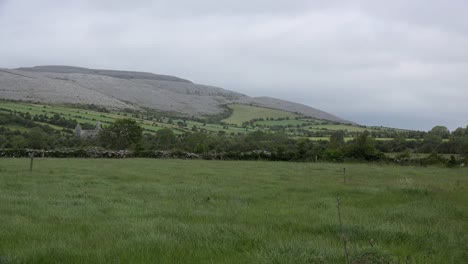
[[222, 104, 299, 125], [0, 159, 466, 263], [1, 101, 406, 140]]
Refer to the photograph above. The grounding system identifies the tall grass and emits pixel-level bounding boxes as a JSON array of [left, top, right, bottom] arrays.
[[0, 159, 466, 263]]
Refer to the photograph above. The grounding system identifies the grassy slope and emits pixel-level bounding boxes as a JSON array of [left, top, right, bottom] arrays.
[[0, 101, 179, 134], [0, 101, 247, 136], [0, 159, 466, 263], [0, 101, 418, 140], [254, 119, 311, 126], [222, 104, 299, 125], [222, 105, 410, 139]]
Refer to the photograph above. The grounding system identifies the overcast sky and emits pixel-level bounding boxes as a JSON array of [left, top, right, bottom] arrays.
[[1, 0, 467, 130]]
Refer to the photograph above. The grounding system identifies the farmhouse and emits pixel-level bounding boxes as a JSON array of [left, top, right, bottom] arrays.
[[75, 121, 102, 139]]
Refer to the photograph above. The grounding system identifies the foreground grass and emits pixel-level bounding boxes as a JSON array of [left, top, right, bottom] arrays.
[[0, 159, 466, 263]]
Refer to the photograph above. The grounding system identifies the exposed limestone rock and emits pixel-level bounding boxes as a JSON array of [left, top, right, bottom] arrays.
[[0, 65, 350, 123]]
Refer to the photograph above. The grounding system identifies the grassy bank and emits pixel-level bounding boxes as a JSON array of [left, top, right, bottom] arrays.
[[0, 159, 466, 263]]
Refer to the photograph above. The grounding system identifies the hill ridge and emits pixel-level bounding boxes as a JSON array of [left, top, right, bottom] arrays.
[[0, 65, 351, 123]]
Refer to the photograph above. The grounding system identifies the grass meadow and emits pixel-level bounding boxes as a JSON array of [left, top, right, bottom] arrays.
[[0, 159, 466, 263]]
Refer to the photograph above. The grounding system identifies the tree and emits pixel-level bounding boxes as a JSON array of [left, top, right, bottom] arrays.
[[447, 127, 468, 155], [0, 135, 7, 148], [99, 119, 143, 150], [27, 127, 46, 149], [154, 128, 176, 149], [420, 133, 442, 153], [194, 143, 207, 154], [461, 141, 468, 159], [346, 130, 383, 160], [452, 127, 466, 137], [9, 135, 27, 149], [182, 132, 209, 152], [329, 131, 345, 149], [430, 126, 450, 139]]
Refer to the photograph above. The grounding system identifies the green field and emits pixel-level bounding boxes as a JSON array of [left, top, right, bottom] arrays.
[[0, 159, 466, 263], [0, 101, 249, 136], [222, 104, 299, 125], [1, 100, 413, 140], [0, 101, 186, 135], [254, 119, 311, 127], [295, 136, 396, 142], [308, 124, 369, 133]]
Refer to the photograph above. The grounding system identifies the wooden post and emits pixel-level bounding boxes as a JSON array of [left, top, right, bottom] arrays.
[[29, 152, 34, 173], [343, 167, 346, 184]]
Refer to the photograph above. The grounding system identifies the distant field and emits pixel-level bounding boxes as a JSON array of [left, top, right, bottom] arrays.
[[223, 104, 299, 125], [0, 101, 251, 136], [254, 119, 311, 127], [0, 159, 466, 263], [308, 124, 369, 132], [0, 101, 183, 134], [0, 101, 422, 139], [0, 101, 126, 127], [297, 137, 395, 142]]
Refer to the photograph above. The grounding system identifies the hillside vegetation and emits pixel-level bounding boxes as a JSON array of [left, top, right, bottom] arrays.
[[222, 104, 299, 125], [0, 100, 406, 140], [1, 100, 467, 163]]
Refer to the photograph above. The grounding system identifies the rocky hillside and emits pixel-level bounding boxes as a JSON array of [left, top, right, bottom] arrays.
[[0, 65, 350, 123]]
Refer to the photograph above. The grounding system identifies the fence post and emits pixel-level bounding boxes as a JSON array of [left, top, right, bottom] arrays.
[[29, 152, 34, 173], [343, 167, 346, 184]]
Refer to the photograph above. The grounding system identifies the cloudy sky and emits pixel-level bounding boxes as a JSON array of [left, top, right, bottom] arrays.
[[1, 0, 467, 130]]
